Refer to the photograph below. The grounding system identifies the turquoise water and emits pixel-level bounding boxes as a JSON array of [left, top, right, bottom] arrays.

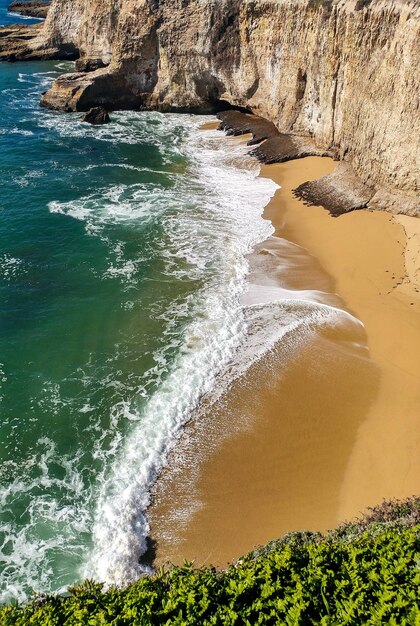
[[0, 3, 280, 602]]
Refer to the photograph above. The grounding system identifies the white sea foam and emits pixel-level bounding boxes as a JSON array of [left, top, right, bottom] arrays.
[[0, 364, 6, 405], [0, 438, 90, 604], [0, 111, 277, 595], [0, 254, 26, 281], [7, 11, 44, 21], [39, 110, 191, 165], [0, 128, 34, 136], [13, 169, 43, 187], [69, 118, 277, 585], [49, 183, 165, 227], [46, 114, 357, 588]]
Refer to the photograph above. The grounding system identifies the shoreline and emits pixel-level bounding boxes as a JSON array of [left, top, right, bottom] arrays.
[[149, 140, 420, 568]]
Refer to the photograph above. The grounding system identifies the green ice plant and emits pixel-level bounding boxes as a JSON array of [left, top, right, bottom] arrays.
[[1, 497, 419, 625]]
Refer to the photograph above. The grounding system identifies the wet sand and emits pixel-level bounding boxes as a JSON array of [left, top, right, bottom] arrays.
[[149, 155, 420, 568]]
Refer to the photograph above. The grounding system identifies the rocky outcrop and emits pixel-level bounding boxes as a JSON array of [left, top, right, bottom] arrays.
[[0, 23, 76, 60], [0, 0, 72, 63], [82, 106, 111, 124], [8, 1, 50, 19], [217, 110, 373, 215], [0, 23, 52, 60], [218, 109, 334, 162], [294, 163, 375, 216], [5, 0, 420, 215]]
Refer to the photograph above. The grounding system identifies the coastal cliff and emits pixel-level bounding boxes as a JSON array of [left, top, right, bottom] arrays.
[[7, 0, 420, 214]]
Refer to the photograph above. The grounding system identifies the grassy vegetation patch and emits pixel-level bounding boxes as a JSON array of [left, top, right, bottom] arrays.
[[1, 498, 419, 625]]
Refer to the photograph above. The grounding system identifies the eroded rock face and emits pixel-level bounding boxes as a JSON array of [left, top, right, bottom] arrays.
[[8, 0, 420, 214], [218, 110, 334, 162], [294, 163, 375, 217]]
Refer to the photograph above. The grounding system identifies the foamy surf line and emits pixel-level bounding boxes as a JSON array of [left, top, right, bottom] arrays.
[[147, 291, 366, 553], [80, 120, 362, 588], [7, 11, 44, 21], [3, 105, 279, 601], [69, 116, 279, 586]]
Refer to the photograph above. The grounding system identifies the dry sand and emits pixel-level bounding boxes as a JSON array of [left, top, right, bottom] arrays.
[[149, 155, 420, 568], [262, 159, 420, 523]]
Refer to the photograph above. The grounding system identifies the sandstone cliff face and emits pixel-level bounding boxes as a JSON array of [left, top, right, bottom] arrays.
[[29, 0, 420, 213]]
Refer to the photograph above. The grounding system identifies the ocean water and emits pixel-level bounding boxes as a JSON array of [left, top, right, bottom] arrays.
[[0, 3, 282, 602], [0, 0, 42, 25], [0, 2, 368, 604]]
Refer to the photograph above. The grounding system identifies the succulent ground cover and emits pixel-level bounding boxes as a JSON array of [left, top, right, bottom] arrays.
[[1, 498, 419, 625]]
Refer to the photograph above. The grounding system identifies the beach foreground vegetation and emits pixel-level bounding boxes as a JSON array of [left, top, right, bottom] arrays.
[[1, 498, 419, 625]]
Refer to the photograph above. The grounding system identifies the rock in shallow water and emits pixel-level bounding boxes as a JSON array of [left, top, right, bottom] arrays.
[[82, 106, 110, 125], [8, 1, 50, 19]]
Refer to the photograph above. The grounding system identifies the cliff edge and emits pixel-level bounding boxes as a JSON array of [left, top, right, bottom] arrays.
[[8, 0, 420, 214]]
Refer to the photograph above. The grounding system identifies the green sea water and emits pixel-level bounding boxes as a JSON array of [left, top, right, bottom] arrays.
[[0, 2, 282, 601]]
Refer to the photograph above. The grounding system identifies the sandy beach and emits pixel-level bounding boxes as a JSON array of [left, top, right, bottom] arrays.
[[149, 153, 420, 568], [266, 159, 420, 519]]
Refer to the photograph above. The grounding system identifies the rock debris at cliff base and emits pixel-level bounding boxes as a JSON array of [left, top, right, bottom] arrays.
[[218, 110, 372, 216], [293, 163, 375, 217]]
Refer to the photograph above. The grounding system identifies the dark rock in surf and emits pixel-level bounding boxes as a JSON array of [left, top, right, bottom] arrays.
[[217, 110, 334, 161], [82, 106, 110, 125]]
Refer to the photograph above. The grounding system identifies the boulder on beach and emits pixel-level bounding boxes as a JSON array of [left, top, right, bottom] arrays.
[[82, 107, 111, 125]]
